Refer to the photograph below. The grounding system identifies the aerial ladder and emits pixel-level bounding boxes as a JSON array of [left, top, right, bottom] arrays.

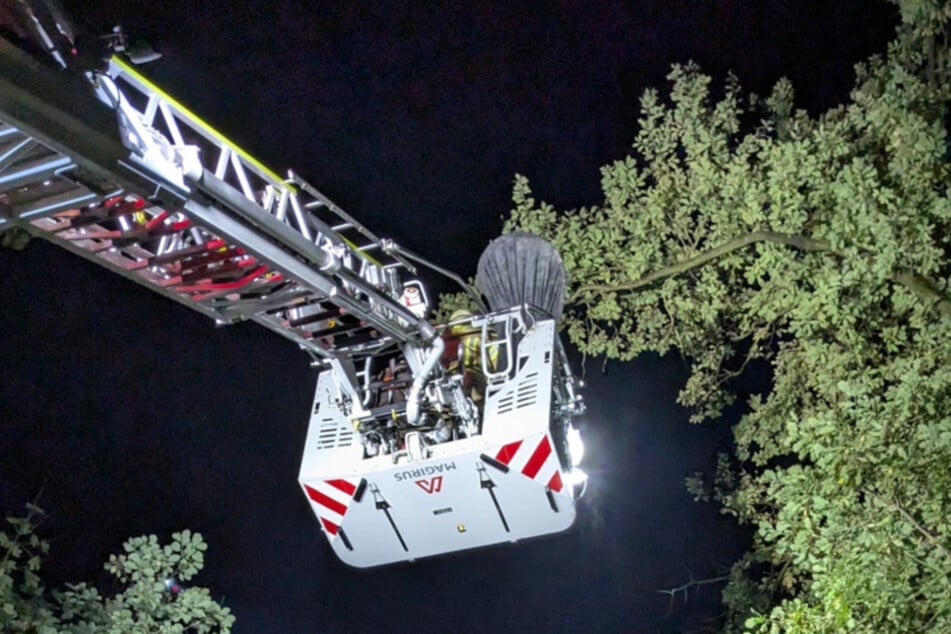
[[0, 1, 586, 567]]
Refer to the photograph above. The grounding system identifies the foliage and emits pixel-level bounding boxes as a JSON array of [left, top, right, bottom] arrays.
[[0, 504, 234, 633], [433, 281, 481, 324], [0, 226, 31, 250], [503, 1, 951, 631]]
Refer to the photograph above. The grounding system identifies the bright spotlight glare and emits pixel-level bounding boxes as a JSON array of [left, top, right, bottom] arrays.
[[567, 425, 584, 466], [565, 468, 588, 487]]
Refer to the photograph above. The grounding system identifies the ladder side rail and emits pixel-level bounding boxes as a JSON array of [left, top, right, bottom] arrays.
[[0, 39, 158, 213], [105, 57, 288, 194], [0, 117, 343, 358], [105, 58, 405, 300], [1, 38, 435, 358], [188, 168, 427, 341], [0, 105, 352, 358], [181, 197, 416, 347], [0, 115, 320, 343], [292, 174, 417, 275]]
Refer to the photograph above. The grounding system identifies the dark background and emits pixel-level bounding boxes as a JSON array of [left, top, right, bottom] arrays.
[[1, 2, 897, 631]]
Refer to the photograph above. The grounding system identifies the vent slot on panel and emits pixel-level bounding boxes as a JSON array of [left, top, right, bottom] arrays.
[[496, 393, 515, 415], [516, 371, 539, 409], [316, 416, 354, 449], [495, 371, 539, 415]]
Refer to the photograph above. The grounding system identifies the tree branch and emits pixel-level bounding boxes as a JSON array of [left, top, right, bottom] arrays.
[[657, 575, 730, 614], [570, 230, 951, 319], [865, 489, 951, 561], [891, 271, 951, 318], [572, 231, 832, 298]]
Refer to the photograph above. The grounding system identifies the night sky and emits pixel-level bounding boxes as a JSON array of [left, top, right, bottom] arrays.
[[1, 2, 897, 632]]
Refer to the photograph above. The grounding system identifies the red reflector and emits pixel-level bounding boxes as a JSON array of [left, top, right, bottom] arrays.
[[495, 440, 522, 465], [521, 436, 552, 479], [327, 479, 357, 495], [304, 485, 347, 516], [547, 471, 563, 493]]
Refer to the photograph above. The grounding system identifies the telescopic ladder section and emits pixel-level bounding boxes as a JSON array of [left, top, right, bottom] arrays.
[[0, 40, 431, 360]]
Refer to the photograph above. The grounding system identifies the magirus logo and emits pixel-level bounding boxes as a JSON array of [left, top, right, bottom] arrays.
[[393, 461, 457, 482]]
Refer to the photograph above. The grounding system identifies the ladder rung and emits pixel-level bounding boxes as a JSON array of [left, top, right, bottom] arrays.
[[288, 308, 344, 327], [307, 317, 363, 337]]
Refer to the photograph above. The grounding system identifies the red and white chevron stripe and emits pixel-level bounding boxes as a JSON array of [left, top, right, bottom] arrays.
[[303, 478, 361, 537], [493, 434, 564, 493]]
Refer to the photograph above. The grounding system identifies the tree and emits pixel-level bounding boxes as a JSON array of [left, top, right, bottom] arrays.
[[493, 1, 951, 631], [1, 504, 235, 633]]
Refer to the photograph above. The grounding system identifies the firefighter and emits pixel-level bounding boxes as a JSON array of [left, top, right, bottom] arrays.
[[444, 309, 498, 402], [444, 309, 478, 370]]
